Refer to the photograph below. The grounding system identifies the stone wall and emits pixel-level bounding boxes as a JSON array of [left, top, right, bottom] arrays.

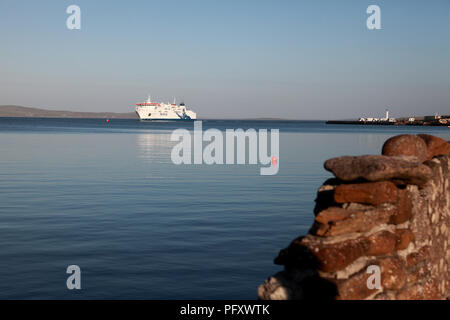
[[258, 134, 450, 300]]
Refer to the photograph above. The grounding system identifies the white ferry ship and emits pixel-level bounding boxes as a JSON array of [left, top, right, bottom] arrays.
[[135, 96, 197, 121]]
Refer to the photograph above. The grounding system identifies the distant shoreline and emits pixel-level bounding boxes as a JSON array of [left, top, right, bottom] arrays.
[[0, 105, 320, 121], [0, 105, 138, 119]]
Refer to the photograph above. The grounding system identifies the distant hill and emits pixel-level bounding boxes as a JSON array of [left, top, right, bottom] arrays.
[[0, 105, 138, 119]]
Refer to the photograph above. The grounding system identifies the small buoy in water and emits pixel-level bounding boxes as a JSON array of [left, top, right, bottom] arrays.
[[106, 119, 110, 123]]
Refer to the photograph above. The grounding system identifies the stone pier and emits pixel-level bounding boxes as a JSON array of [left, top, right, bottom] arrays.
[[258, 134, 450, 300]]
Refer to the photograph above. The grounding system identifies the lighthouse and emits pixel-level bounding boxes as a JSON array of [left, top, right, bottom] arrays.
[[385, 109, 390, 121]]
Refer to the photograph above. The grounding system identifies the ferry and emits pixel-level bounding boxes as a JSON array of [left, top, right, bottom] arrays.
[[135, 95, 197, 121]]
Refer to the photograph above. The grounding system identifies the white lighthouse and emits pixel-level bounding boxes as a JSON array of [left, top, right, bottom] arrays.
[[385, 109, 390, 121]]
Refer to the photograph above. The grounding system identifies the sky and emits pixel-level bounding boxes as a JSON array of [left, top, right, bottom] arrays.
[[0, 0, 449, 119]]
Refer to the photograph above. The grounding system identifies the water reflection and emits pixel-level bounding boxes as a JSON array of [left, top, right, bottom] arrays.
[[136, 132, 174, 163]]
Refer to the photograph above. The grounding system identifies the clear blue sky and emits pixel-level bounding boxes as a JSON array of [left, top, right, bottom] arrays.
[[1, 0, 449, 119]]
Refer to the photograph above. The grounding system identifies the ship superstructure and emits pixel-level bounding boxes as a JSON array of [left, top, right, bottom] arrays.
[[135, 96, 197, 120]]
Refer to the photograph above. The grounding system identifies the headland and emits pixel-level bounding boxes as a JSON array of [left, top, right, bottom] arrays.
[[0, 105, 138, 119]]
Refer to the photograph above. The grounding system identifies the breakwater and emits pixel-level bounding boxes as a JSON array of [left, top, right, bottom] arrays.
[[258, 134, 450, 300], [327, 116, 450, 126]]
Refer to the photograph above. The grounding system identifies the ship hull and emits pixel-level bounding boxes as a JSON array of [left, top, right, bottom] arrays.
[[138, 117, 195, 121], [135, 105, 197, 121]]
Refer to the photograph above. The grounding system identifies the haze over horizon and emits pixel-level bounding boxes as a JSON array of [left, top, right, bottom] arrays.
[[1, 0, 449, 119]]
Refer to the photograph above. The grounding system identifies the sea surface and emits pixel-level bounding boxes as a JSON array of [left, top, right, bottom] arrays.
[[0, 118, 449, 299]]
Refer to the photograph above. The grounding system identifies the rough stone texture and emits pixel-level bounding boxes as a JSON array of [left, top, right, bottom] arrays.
[[312, 206, 395, 237], [377, 257, 407, 290], [335, 269, 378, 300], [407, 246, 431, 267], [324, 155, 432, 185], [395, 229, 414, 250], [396, 284, 424, 300], [257, 273, 294, 300], [382, 134, 428, 163], [367, 231, 398, 256], [279, 236, 371, 273], [275, 231, 403, 274], [406, 262, 431, 285], [334, 181, 399, 206], [258, 134, 450, 300], [390, 189, 413, 224], [418, 134, 450, 160]]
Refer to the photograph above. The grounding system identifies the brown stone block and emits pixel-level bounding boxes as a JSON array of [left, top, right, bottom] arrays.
[[313, 206, 394, 237], [334, 181, 398, 205], [314, 182, 339, 215], [304, 237, 371, 273], [377, 257, 407, 290], [336, 271, 378, 300], [406, 246, 431, 267], [301, 230, 404, 273], [324, 155, 432, 185], [336, 257, 406, 299], [406, 263, 431, 284], [418, 134, 450, 160], [396, 284, 424, 300], [390, 189, 413, 224], [373, 292, 396, 300], [367, 231, 398, 256], [304, 231, 403, 273], [315, 207, 351, 225], [382, 134, 428, 163], [395, 229, 414, 250]]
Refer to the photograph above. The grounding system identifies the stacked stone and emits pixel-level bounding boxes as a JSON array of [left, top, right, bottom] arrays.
[[258, 134, 450, 300]]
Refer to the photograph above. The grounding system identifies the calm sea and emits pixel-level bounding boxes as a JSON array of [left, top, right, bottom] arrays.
[[0, 118, 449, 299]]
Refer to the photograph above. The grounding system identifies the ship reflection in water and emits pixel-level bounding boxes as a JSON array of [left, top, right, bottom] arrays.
[[136, 132, 175, 163]]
